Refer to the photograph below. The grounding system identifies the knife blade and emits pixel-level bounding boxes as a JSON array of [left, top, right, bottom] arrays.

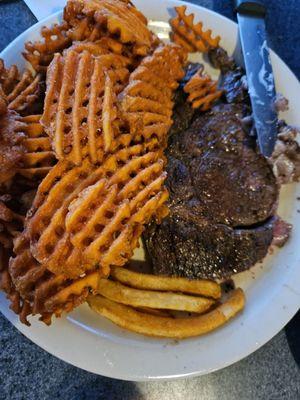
[[235, 0, 278, 157]]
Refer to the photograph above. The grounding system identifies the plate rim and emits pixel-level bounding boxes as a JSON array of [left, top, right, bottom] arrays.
[[0, 0, 300, 381]]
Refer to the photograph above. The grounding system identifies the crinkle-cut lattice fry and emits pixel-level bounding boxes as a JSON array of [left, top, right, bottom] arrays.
[[120, 44, 186, 147], [7, 72, 42, 115], [65, 150, 167, 270], [170, 5, 221, 53], [67, 16, 102, 42], [66, 38, 124, 58], [66, 38, 137, 65], [41, 50, 130, 165], [18, 115, 57, 179], [0, 60, 42, 115], [23, 22, 71, 73], [24, 138, 166, 278], [0, 101, 26, 184], [0, 203, 31, 325], [102, 73, 117, 153], [184, 67, 222, 111], [0, 60, 19, 96], [8, 234, 103, 324], [64, 0, 152, 56]]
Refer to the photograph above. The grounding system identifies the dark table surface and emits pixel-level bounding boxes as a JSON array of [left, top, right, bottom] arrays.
[[0, 1, 299, 399]]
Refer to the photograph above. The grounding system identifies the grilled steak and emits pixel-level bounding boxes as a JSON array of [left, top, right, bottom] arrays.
[[143, 103, 279, 279]]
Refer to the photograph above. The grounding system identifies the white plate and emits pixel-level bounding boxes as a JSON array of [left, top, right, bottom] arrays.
[[1, 0, 300, 381]]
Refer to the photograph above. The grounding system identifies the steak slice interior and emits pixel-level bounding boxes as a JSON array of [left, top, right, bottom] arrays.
[[143, 103, 279, 279]]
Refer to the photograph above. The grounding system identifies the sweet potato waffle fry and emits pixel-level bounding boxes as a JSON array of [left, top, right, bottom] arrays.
[[170, 5, 220, 53], [19, 115, 56, 180], [0, 60, 19, 96], [184, 66, 222, 110], [102, 73, 117, 152], [64, 0, 153, 56], [23, 0, 146, 74], [41, 49, 130, 165], [0, 98, 26, 185], [8, 234, 102, 324], [23, 23, 71, 73], [120, 44, 187, 147], [0, 60, 43, 115], [23, 138, 166, 278], [0, 201, 31, 325]]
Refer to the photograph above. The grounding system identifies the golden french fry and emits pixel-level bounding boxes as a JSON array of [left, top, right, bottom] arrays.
[[110, 267, 221, 299], [136, 307, 172, 318], [87, 288, 245, 339], [97, 278, 215, 313]]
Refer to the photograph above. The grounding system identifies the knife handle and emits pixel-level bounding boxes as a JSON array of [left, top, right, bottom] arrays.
[[234, 0, 266, 16]]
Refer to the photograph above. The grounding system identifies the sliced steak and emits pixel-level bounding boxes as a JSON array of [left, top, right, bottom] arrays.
[[144, 210, 275, 280], [170, 103, 278, 226], [143, 103, 279, 279]]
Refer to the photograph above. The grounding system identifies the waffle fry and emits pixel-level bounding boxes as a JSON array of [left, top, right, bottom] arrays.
[[8, 234, 102, 324], [120, 44, 187, 147], [0, 201, 30, 324], [65, 149, 167, 268], [102, 73, 117, 152], [0, 60, 19, 96], [184, 67, 222, 110], [67, 39, 116, 56], [24, 138, 166, 278], [18, 115, 56, 179], [0, 100, 26, 184], [41, 50, 130, 165], [64, 0, 152, 56], [23, 22, 71, 73], [170, 6, 220, 53], [1, 1, 190, 326], [7, 72, 42, 115], [0, 60, 43, 115]]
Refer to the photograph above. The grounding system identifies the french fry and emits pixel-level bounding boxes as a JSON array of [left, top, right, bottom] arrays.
[[97, 278, 215, 313], [110, 267, 221, 299], [87, 288, 245, 339], [136, 307, 172, 318]]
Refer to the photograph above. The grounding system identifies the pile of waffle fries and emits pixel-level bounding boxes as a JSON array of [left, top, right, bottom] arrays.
[[0, 0, 245, 337]]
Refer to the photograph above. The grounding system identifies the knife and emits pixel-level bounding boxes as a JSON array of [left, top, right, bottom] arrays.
[[235, 0, 278, 157]]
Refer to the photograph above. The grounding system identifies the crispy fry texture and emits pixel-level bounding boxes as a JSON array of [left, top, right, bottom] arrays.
[[0, 201, 31, 325], [41, 50, 130, 164], [120, 44, 187, 148], [170, 6, 220, 53], [110, 266, 221, 299], [18, 115, 56, 179], [96, 278, 215, 312], [0, 98, 26, 184], [184, 67, 222, 110], [88, 289, 245, 339], [0, 60, 43, 116], [8, 235, 102, 324], [23, 23, 71, 73], [64, 0, 153, 55], [24, 140, 167, 278]]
